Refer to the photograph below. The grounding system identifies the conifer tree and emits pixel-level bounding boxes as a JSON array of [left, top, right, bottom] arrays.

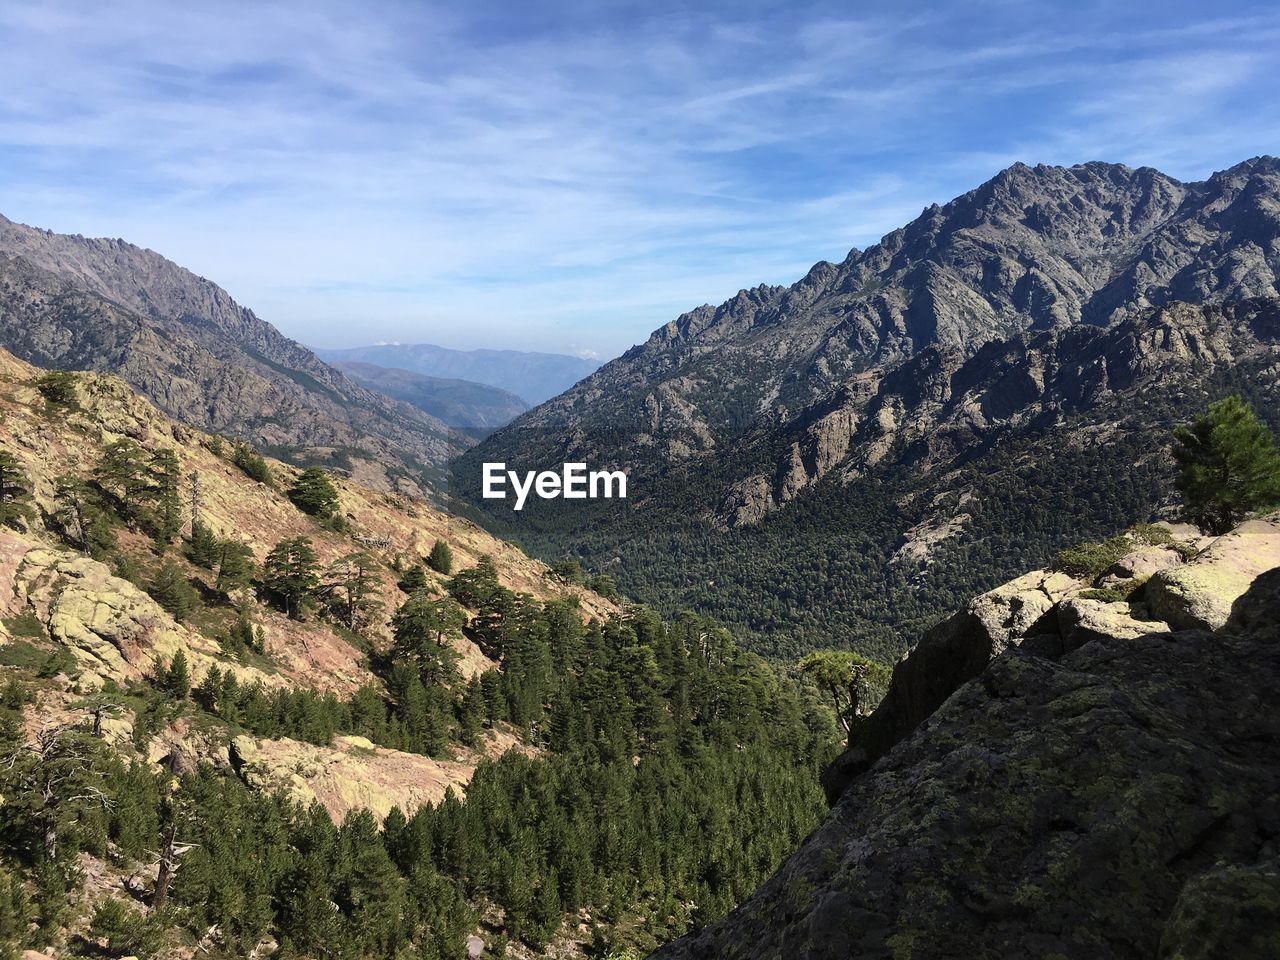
[[0, 450, 33, 530], [161, 651, 191, 699], [149, 448, 184, 547], [1173, 395, 1280, 534], [188, 521, 220, 568], [288, 466, 340, 518], [397, 563, 429, 594], [264, 536, 320, 619], [215, 540, 255, 596], [95, 438, 151, 520], [51, 474, 114, 556], [426, 539, 454, 575], [392, 595, 465, 686], [147, 561, 200, 622], [231, 443, 275, 486], [34, 370, 80, 409], [325, 552, 383, 633]]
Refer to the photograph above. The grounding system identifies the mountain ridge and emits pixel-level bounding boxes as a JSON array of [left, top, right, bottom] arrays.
[[314, 341, 601, 406], [0, 213, 465, 494], [331, 359, 530, 434]]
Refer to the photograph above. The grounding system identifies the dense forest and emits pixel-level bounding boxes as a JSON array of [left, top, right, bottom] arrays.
[[0, 594, 835, 959]]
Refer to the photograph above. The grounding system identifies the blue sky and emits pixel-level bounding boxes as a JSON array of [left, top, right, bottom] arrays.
[[1, 1, 1278, 361]]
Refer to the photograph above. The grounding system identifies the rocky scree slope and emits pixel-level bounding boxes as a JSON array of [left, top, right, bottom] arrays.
[[0, 214, 462, 494], [0, 346, 615, 821], [652, 516, 1280, 960]]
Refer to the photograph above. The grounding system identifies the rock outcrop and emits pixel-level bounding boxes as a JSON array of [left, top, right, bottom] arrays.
[[229, 734, 477, 824], [1147, 515, 1280, 630], [2, 533, 278, 692], [655, 524, 1280, 960], [823, 520, 1256, 803]]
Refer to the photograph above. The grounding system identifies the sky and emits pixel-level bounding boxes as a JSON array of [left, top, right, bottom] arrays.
[[1, 1, 1278, 362]]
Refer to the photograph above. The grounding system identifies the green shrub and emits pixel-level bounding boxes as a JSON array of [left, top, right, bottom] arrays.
[[1053, 536, 1131, 581]]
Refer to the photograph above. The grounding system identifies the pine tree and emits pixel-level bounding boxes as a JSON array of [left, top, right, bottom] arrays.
[[231, 443, 275, 486], [392, 595, 465, 686], [188, 521, 220, 569], [0, 450, 33, 530], [51, 473, 114, 556], [147, 561, 200, 622], [149, 448, 184, 547], [325, 552, 383, 633], [215, 540, 255, 596], [288, 467, 340, 518], [161, 651, 191, 699], [397, 563, 429, 594], [427, 539, 454, 575], [1173, 395, 1280, 535], [34, 370, 80, 409], [264, 536, 320, 619], [0, 868, 29, 960], [95, 438, 151, 520]]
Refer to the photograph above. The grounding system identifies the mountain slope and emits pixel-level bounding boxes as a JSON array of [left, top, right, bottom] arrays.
[[315, 342, 601, 405], [0, 345, 833, 958], [331, 360, 529, 434], [459, 158, 1280, 657], [652, 516, 1280, 960], [0, 214, 464, 493]]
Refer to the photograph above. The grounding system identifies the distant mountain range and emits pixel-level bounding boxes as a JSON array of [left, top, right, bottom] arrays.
[[313, 342, 600, 406], [0, 214, 461, 495], [460, 157, 1280, 657], [329, 360, 529, 436]]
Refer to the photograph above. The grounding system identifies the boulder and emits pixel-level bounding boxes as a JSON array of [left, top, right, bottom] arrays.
[[1158, 860, 1280, 960], [823, 567, 1081, 802], [1100, 544, 1184, 585], [970, 568, 1077, 650], [1057, 597, 1168, 652], [1147, 515, 1280, 631]]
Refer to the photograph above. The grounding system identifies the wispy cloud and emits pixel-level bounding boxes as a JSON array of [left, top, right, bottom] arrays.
[[0, 0, 1277, 357]]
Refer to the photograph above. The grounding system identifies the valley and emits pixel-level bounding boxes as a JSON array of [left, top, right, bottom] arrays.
[[1, 156, 1278, 960]]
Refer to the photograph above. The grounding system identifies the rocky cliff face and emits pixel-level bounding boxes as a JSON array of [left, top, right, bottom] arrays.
[[725, 298, 1280, 524], [0, 216, 464, 493], [653, 517, 1280, 960]]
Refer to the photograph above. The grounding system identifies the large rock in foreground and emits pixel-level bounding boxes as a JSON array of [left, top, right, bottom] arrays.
[[655, 569, 1280, 960], [657, 516, 1280, 960]]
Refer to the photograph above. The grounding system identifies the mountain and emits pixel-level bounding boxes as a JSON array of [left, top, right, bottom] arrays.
[[459, 158, 1280, 659], [314, 342, 601, 406], [330, 360, 529, 435], [653, 515, 1280, 960], [0, 346, 833, 958], [0, 214, 465, 495]]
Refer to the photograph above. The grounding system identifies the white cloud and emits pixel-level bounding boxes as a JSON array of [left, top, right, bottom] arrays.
[[0, 1, 1277, 357]]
